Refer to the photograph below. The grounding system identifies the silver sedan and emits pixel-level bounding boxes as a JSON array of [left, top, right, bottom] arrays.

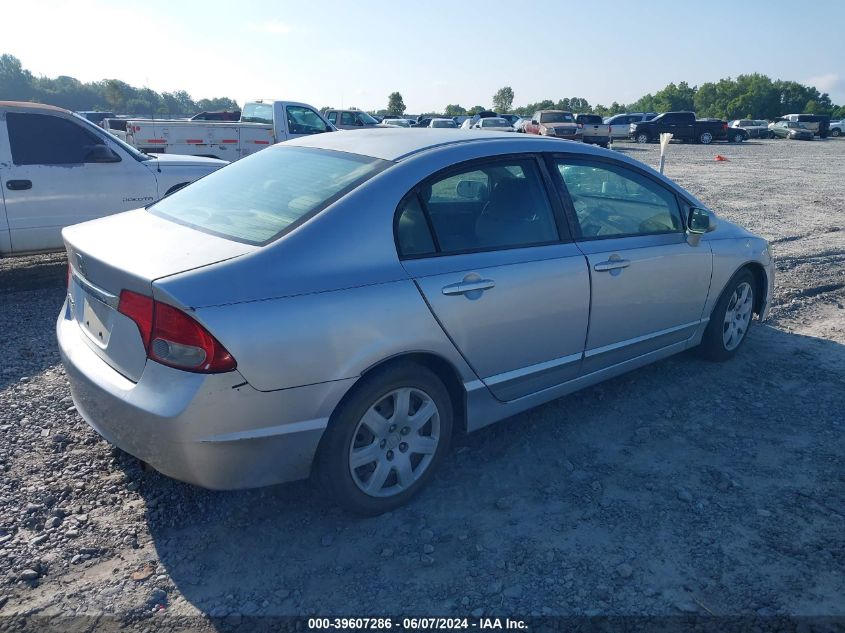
[[57, 130, 774, 514]]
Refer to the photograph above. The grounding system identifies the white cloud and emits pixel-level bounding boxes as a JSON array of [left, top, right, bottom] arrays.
[[804, 73, 844, 95], [248, 19, 293, 34]]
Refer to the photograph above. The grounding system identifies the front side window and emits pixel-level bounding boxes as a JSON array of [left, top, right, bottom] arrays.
[[7, 113, 102, 165], [555, 160, 683, 238], [151, 146, 387, 245], [395, 158, 559, 257], [286, 106, 330, 134]]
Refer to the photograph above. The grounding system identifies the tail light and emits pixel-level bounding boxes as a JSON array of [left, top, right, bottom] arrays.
[[722, 123, 728, 130], [118, 290, 236, 373]]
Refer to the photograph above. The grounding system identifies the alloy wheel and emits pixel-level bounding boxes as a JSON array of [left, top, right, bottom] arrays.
[[348, 387, 440, 498], [723, 282, 754, 351]]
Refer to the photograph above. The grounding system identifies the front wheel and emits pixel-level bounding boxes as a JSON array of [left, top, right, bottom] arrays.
[[699, 131, 714, 144], [831, 128, 841, 137], [698, 269, 756, 361], [314, 363, 453, 515]]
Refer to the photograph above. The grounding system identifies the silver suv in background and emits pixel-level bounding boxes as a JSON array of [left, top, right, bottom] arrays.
[[729, 119, 771, 138], [604, 112, 658, 139], [324, 109, 380, 130]]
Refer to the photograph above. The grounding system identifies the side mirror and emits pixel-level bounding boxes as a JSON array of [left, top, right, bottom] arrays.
[[84, 144, 120, 163], [686, 207, 714, 246]]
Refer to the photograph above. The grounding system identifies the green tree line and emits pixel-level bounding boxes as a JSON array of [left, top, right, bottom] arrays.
[[0, 54, 238, 116]]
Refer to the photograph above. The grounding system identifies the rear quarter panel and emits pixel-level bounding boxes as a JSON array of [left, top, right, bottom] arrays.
[[192, 280, 477, 392]]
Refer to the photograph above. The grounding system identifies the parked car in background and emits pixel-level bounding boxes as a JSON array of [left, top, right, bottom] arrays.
[[101, 118, 128, 142], [324, 109, 380, 130], [380, 118, 412, 128], [0, 101, 226, 256], [604, 113, 658, 139], [828, 119, 843, 137], [575, 114, 610, 147], [513, 118, 530, 133], [769, 121, 814, 140], [127, 100, 333, 160], [429, 118, 458, 129], [413, 118, 433, 128], [523, 110, 580, 139], [473, 117, 515, 131], [77, 111, 116, 125], [630, 112, 729, 144], [729, 119, 770, 139], [782, 114, 830, 138], [190, 110, 241, 121], [57, 129, 773, 514]]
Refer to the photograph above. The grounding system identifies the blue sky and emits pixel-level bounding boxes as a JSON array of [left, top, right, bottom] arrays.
[[3, 0, 844, 112]]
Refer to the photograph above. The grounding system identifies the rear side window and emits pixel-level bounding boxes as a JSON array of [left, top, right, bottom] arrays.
[[150, 146, 387, 245], [6, 112, 102, 165], [396, 158, 560, 257]]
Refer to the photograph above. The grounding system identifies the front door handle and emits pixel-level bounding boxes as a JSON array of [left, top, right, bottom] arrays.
[[6, 180, 32, 191], [594, 259, 630, 272], [442, 279, 495, 296]]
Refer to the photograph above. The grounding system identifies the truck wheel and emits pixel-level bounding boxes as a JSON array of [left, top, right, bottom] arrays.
[[636, 132, 650, 144], [699, 131, 713, 144], [732, 132, 744, 143]]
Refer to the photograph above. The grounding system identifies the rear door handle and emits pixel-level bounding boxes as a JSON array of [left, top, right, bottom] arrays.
[[6, 180, 32, 191], [594, 259, 630, 272], [442, 279, 495, 296]]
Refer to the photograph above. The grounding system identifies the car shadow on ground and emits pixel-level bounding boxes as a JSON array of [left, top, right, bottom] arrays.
[[129, 323, 845, 617]]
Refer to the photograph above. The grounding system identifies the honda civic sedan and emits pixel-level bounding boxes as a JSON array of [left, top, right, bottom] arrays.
[[57, 129, 774, 515]]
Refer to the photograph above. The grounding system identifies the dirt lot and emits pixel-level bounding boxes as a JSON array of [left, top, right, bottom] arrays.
[[0, 138, 843, 630]]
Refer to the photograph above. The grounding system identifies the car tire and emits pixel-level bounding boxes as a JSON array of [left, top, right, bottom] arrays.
[[699, 131, 714, 144], [732, 132, 744, 143], [831, 128, 841, 137], [313, 362, 453, 515], [636, 132, 650, 144], [697, 269, 756, 362]]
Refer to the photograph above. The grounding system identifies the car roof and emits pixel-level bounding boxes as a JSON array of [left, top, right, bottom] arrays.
[[287, 128, 592, 162], [0, 101, 69, 114]]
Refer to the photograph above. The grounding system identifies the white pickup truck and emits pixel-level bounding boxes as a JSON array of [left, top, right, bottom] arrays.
[[0, 101, 226, 256], [125, 100, 335, 161]]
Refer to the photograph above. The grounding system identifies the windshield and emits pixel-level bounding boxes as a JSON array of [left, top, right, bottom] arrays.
[[149, 146, 387, 245], [71, 112, 152, 162], [241, 102, 274, 124], [431, 120, 457, 128], [482, 118, 509, 127], [357, 111, 379, 125], [539, 112, 574, 123]]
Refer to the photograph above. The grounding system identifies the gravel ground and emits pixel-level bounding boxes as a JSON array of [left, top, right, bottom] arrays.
[[0, 138, 843, 631]]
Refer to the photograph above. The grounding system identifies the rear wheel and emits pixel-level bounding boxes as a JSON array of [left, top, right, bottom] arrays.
[[732, 132, 744, 143], [636, 132, 650, 144], [314, 363, 453, 515], [699, 131, 714, 144], [698, 269, 756, 361]]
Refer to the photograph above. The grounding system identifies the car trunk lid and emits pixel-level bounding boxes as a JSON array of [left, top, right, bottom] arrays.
[[63, 209, 256, 382]]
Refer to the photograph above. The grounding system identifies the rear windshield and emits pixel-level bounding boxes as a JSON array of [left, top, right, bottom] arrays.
[[577, 115, 603, 124], [241, 103, 273, 124], [540, 112, 574, 123], [149, 146, 387, 245]]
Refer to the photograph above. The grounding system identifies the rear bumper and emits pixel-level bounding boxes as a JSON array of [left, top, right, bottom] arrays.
[[57, 300, 355, 490], [582, 136, 610, 145]]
